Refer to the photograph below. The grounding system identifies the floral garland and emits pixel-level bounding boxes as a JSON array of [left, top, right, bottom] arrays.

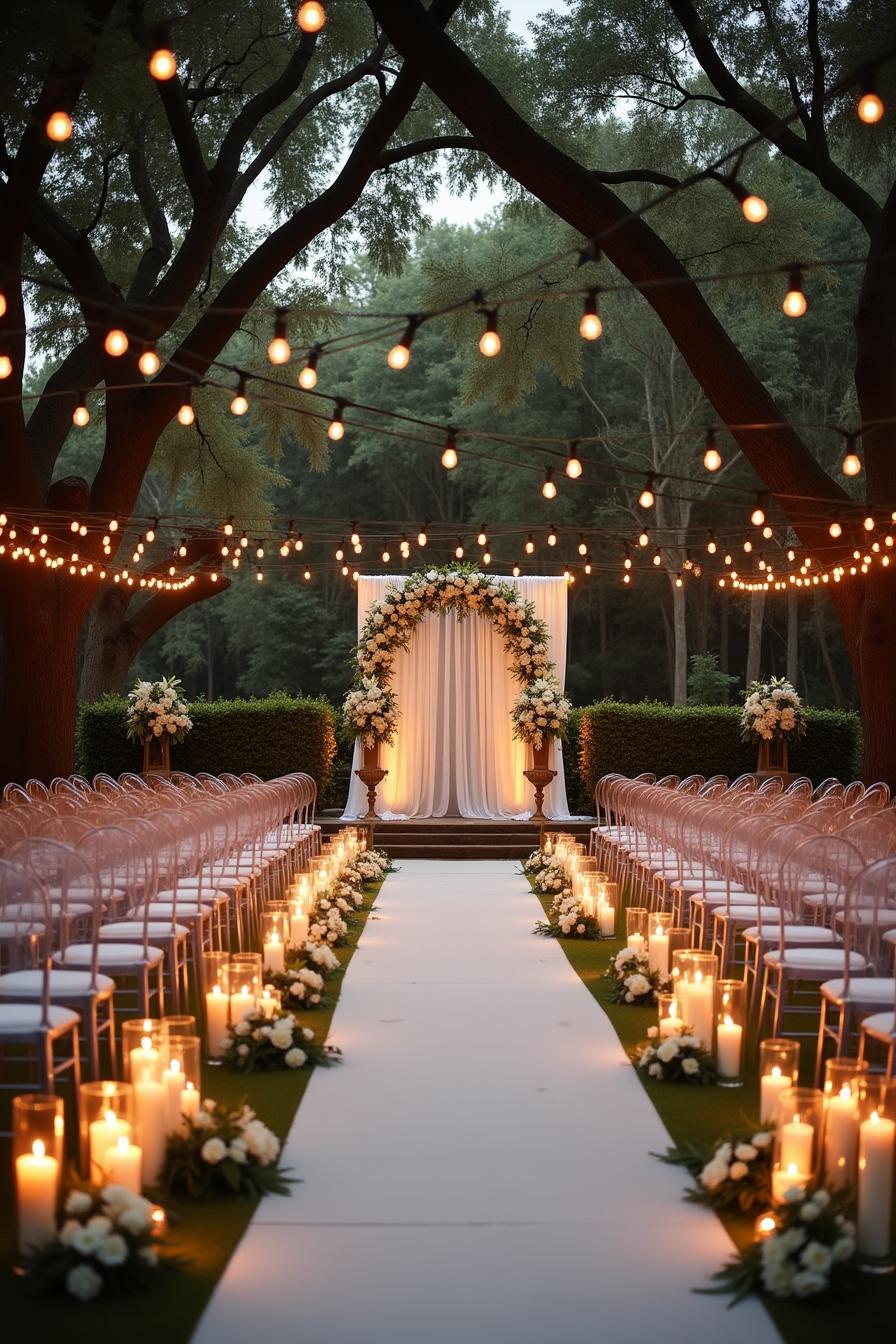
[[342, 564, 563, 745]]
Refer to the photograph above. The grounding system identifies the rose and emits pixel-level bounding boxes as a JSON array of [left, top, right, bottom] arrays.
[[201, 1137, 228, 1165]]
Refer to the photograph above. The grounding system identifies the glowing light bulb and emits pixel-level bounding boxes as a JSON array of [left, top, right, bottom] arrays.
[[177, 394, 194, 426], [104, 328, 128, 357], [782, 266, 807, 317], [298, 348, 319, 388], [477, 528, 488, 547], [525, 535, 535, 555], [297, 1, 326, 31], [542, 469, 557, 500], [72, 397, 90, 427], [46, 110, 73, 141], [0, 354, 11, 379], [512, 563, 520, 577], [751, 504, 766, 527], [478, 309, 501, 357], [230, 378, 249, 416], [579, 289, 602, 340], [858, 89, 884, 124], [387, 318, 417, 370], [638, 480, 655, 509], [829, 519, 842, 538], [267, 311, 290, 364], [0, 293, 5, 318], [652, 550, 662, 567], [138, 345, 160, 376], [864, 515, 875, 531], [328, 405, 345, 440], [149, 48, 177, 80], [441, 435, 458, 469], [565, 442, 583, 478], [703, 428, 722, 471], [417, 528, 428, 547], [455, 540, 464, 559], [741, 193, 768, 223]]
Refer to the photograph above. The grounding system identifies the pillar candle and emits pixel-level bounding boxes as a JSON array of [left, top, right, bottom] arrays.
[[760, 1067, 792, 1125], [648, 928, 669, 976], [626, 932, 645, 955], [106, 1135, 142, 1196], [130, 1037, 160, 1083], [15, 1140, 59, 1255], [229, 985, 255, 1024], [824, 1086, 859, 1190], [679, 973, 713, 1048], [771, 1162, 809, 1204], [779, 1114, 815, 1173], [134, 1079, 167, 1186], [290, 910, 309, 946], [599, 904, 616, 937], [181, 1081, 200, 1126], [88, 1109, 131, 1182], [857, 1109, 896, 1259], [660, 1013, 684, 1039], [715, 1015, 743, 1079], [163, 1059, 185, 1133], [205, 985, 229, 1057], [259, 988, 280, 1019], [263, 932, 286, 974]]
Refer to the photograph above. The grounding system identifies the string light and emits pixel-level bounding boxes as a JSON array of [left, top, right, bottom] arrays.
[[727, 179, 768, 223], [750, 497, 766, 527], [829, 518, 843, 538], [864, 515, 876, 531], [387, 318, 419, 370], [547, 526, 557, 547], [417, 526, 428, 546], [482, 550, 491, 564], [146, 520, 157, 543], [0, 293, 5, 318], [782, 265, 808, 317], [327, 401, 345, 441], [104, 328, 128, 357], [638, 476, 655, 509], [638, 531, 649, 547], [455, 539, 464, 559], [230, 375, 249, 416], [578, 535, 588, 555], [478, 308, 501, 357], [707, 531, 717, 554], [565, 441, 583, 478], [579, 289, 602, 340], [857, 80, 885, 124], [72, 394, 90, 427], [298, 347, 320, 389], [149, 47, 177, 80], [350, 524, 361, 547], [441, 432, 459, 469], [542, 468, 557, 499], [381, 542, 391, 563], [477, 526, 488, 547], [525, 534, 535, 555], [584, 557, 592, 575], [138, 344, 160, 377], [297, 1, 327, 31], [652, 548, 662, 567], [703, 428, 722, 472], [267, 308, 291, 365], [46, 111, 73, 142], [177, 388, 194, 425], [841, 433, 862, 477], [512, 563, 521, 577], [0, 354, 11, 379], [335, 539, 345, 561]]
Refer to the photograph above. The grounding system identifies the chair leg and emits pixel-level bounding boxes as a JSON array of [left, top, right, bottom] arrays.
[[813, 1000, 829, 1086]]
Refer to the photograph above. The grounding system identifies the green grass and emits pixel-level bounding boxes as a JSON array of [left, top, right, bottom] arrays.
[[532, 885, 896, 1341], [0, 882, 382, 1337]]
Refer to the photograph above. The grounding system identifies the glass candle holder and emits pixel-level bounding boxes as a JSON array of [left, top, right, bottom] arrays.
[[309, 855, 330, 893], [202, 951, 231, 1060], [625, 907, 649, 952], [758, 1038, 801, 1125], [262, 906, 290, 974], [668, 927, 692, 961], [855, 1076, 896, 1273], [595, 879, 617, 937], [80, 1080, 135, 1182], [163, 1035, 201, 1133], [163, 1014, 197, 1038], [122, 1018, 169, 1082], [714, 979, 746, 1087], [823, 1057, 868, 1191], [647, 912, 673, 978], [672, 951, 717, 1050], [259, 985, 283, 1019], [772, 1086, 824, 1203], [657, 991, 684, 1039], [576, 872, 596, 918], [13, 1093, 63, 1257], [229, 952, 262, 1022]]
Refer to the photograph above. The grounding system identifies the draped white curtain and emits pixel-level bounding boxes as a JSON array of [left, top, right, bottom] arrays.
[[342, 575, 572, 820]]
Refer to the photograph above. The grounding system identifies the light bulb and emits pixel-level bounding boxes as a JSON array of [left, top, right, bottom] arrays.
[[455, 540, 464, 559], [381, 548, 390, 564], [741, 193, 768, 223], [864, 515, 875, 531], [417, 529, 427, 547], [298, 348, 319, 388], [565, 442, 583, 478], [751, 505, 766, 527], [829, 519, 842, 538], [0, 354, 11, 379], [297, 1, 326, 31], [230, 378, 249, 415], [512, 564, 520, 577], [104, 328, 128, 356], [744, 539, 753, 553], [841, 435, 862, 477], [0, 293, 6, 318], [578, 537, 588, 556], [858, 89, 884, 124], [547, 528, 557, 547], [441, 435, 458, 469], [638, 481, 655, 509], [177, 396, 194, 426], [638, 531, 649, 548], [542, 469, 557, 500], [675, 573, 683, 588], [387, 318, 417, 370], [328, 405, 345, 440], [149, 48, 177, 80], [303, 569, 311, 580], [579, 289, 602, 340], [350, 525, 360, 546], [478, 309, 501, 357], [703, 429, 722, 471], [335, 541, 345, 561], [46, 110, 73, 141], [707, 534, 717, 554], [72, 397, 90, 427], [525, 535, 535, 555], [482, 550, 491, 564], [268, 312, 290, 365], [138, 345, 160, 376], [782, 266, 807, 317]]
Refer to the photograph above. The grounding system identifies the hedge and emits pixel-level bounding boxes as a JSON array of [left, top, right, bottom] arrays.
[[76, 692, 337, 798], [577, 699, 862, 807]]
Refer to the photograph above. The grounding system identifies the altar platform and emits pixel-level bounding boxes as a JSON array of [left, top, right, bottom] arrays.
[[318, 815, 596, 860]]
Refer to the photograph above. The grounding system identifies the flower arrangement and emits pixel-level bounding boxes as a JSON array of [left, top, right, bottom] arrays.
[[702, 1187, 856, 1303], [740, 677, 805, 744], [511, 676, 571, 751], [605, 949, 670, 1004], [528, 854, 568, 896], [534, 887, 600, 939], [342, 676, 399, 748], [635, 1031, 717, 1084], [352, 848, 393, 882], [22, 1183, 174, 1301], [265, 965, 328, 1009], [160, 1099, 293, 1200], [308, 894, 350, 946], [302, 939, 341, 973], [222, 1010, 338, 1073], [657, 1129, 774, 1213], [125, 675, 192, 744]]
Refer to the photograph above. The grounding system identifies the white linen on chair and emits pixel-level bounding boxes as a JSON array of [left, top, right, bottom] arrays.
[[342, 575, 571, 820]]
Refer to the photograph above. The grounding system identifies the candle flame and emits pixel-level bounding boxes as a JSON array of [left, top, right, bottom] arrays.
[[32, 1139, 46, 1159], [758, 1214, 776, 1234], [654, 925, 662, 937], [794, 1114, 801, 1124], [170, 1058, 181, 1074], [838, 1085, 851, 1101], [117, 1134, 129, 1152], [870, 1109, 881, 1126], [670, 997, 678, 1016], [786, 1162, 798, 1175], [771, 1065, 782, 1078], [141, 1035, 152, 1050], [143, 1019, 152, 1031], [723, 1014, 734, 1028], [241, 984, 249, 995], [694, 970, 703, 983], [270, 931, 280, 945], [104, 1108, 117, 1125], [211, 984, 222, 997], [185, 1081, 195, 1092], [103, 1081, 116, 1096]]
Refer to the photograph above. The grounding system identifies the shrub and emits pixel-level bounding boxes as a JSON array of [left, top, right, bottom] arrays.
[[577, 699, 862, 807], [76, 692, 337, 796]]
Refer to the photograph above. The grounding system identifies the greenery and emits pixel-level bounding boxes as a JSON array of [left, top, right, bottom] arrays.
[[76, 692, 337, 795], [656, 1129, 774, 1214], [577, 700, 862, 804], [686, 653, 739, 706], [159, 1101, 295, 1201]]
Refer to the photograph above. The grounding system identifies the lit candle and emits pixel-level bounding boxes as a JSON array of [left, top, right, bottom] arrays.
[[205, 984, 229, 1058], [130, 1034, 160, 1082], [760, 1066, 792, 1125], [660, 997, 684, 1039], [857, 1109, 896, 1259], [181, 1081, 200, 1126], [88, 1107, 132, 1181], [163, 1058, 185, 1133], [229, 983, 255, 1024], [715, 1014, 743, 1080], [754, 1211, 778, 1241], [15, 1139, 59, 1255], [648, 924, 669, 976], [259, 987, 281, 1019], [779, 1112, 815, 1173], [824, 1085, 859, 1190], [771, 1161, 809, 1204], [263, 930, 285, 974], [106, 1134, 143, 1195], [599, 903, 616, 937], [678, 971, 713, 1048], [626, 932, 645, 955], [134, 1077, 167, 1185], [290, 908, 309, 946]]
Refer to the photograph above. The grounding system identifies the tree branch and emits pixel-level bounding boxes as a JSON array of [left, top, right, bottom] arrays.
[[126, 117, 173, 302], [377, 133, 481, 167], [212, 32, 320, 185]]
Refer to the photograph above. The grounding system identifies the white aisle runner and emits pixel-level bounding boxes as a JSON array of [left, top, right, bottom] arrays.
[[193, 862, 780, 1344]]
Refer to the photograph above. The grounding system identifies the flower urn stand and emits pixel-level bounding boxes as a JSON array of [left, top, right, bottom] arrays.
[[356, 742, 387, 820], [755, 736, 789, 779], [142, 734, 171, 774], [524, 742, 556, 822]]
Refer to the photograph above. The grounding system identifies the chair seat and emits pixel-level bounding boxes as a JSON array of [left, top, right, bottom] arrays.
[[744, 924, 837, 944], [0, 968, 115, 995], [862, 1010, 895, 1039], [764, 947, 867, 971], [714, 905, 778, 921], [99, 922, 189, 939], [821, 976, 896, 1004], [0, 1002, 81, 1033], [0, 919, 46, 937], [55, 944, 164, 969], [5, 902, 93, 919], [136, 903, 212, 923], [154, 889, 223, 906]]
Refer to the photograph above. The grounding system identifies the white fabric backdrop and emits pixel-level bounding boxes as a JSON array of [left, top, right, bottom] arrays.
[[342, 575, 571, 820]]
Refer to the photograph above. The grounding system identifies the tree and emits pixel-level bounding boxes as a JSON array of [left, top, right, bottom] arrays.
[[367, 0, 896, 782]]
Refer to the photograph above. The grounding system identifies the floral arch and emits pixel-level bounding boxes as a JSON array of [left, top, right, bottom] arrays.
[[342, 565, 571, 751]]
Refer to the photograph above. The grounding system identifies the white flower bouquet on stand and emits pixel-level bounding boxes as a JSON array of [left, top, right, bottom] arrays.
[[511, 676, 571, 753], [125, 674, 192, 772], [741, 677, 805, 773]]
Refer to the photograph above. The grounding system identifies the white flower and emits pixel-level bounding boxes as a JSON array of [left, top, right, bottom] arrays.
[[201, 1137, 228, 1165], [95, 1233, 129, 1267], [799, 1201, 821, 1222], [285, 1047, 307, 1068], [734, 1143, 758, 1162], [699, 1158, 730, 1190], [800, 1240, 833, 1273], [193, 1109, 214, 1130], [751, 1131, 773, 1149], [681, 1056, 700, 1076], [116, 1205, 150, 1236], [791, 1269, 827, 1298], [729, 1159, 748, 1179], [646, 1026, 658, 1039], [270, 1026, 294, 1050], [71, 1224, 105, 1255], [831, 1235, 854, 1263], [138, 1246, 159, 1268], [656, 1038, 680, 1063], [648, 1062, 662, 1077], [65, 1190, 93, 1216], [66, 1263, 104, 1301]]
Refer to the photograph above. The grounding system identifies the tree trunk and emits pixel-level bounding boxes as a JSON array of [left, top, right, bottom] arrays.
[[669, 575, 687, 705], [597, 578, 608, 695], [719, 588, 729, 673], [745, 591, 766, 687], [786, 590, 799, 687], [79, 587, 142, 701], [813, 593, 844, 709]]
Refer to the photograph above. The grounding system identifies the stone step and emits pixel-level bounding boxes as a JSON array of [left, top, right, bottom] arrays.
[[317, 815, 596, 861]]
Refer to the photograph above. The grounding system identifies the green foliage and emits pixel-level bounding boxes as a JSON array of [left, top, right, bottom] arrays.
[[686, 653, 739, 705], [577, 700, 862, 804], [76, 692, 336, 794]]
